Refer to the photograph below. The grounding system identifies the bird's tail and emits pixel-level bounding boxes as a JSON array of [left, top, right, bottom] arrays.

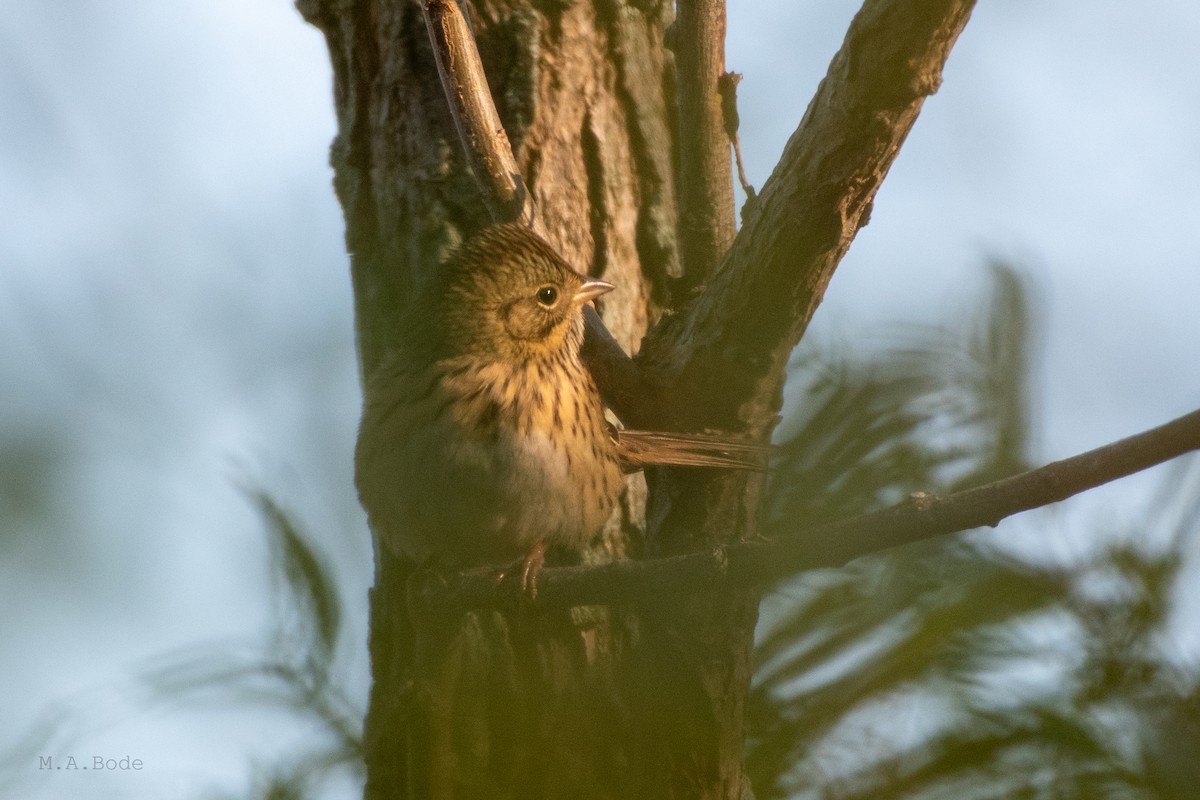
[[614, 429, 771, 472]]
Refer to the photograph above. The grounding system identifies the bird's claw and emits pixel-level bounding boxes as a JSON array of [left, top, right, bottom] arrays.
[[497, 541, 546, 600], [519, 542, 546, 599]]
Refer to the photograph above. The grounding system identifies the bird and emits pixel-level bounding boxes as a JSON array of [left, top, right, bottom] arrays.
[[354, 223, 764, 595]]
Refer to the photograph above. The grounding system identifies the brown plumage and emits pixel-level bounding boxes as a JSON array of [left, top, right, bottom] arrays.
[[354, 224, 763, 592]]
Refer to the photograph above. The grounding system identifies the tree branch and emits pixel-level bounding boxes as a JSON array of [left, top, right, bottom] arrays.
[[639, 0, 977, 434], [420, 0, 657, 425], [672, 0, 736, 287], [414, 408, 1200, 613], [581, 306, 662, 428], [421, 0, 530, 225]]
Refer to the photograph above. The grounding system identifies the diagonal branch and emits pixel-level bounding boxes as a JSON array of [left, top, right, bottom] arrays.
[[580, 306, 662, 428], [414, 408, 1200, 613], [639, 0, 977, 433], [421, 0, 530, 225], [420, 0, 655, 423]]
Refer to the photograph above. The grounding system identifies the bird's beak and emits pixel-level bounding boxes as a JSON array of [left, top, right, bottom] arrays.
[[574, 279, 615, 304]]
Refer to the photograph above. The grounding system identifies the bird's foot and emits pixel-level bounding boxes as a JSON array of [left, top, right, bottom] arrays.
[[519, 541, 546, 598], [497, 541, 546, 600]]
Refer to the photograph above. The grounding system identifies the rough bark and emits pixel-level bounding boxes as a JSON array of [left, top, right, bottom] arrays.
[[296, 0, 974, 797], [298, 0, 706, 797]]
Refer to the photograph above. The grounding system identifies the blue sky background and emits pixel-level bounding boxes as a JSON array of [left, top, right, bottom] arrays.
[[2, 1, 1198, 797]]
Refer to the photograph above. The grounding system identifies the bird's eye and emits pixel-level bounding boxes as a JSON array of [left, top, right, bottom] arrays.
[[535, 286, 558, 307]]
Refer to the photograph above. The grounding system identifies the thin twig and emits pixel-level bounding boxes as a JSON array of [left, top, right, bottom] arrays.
[[421, 0, 530, 225], [718, 72, 756, 202], [414, 408, 1200, 612]]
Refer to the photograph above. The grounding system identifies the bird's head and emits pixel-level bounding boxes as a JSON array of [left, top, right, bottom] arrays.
[[433, 224, 613, 363]]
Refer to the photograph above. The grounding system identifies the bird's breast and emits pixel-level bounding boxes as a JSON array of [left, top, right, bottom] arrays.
[[439, 353, 623, 536], [356, 348, 624, 566]]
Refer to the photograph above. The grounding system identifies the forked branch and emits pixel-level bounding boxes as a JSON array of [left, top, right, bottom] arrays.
[[639, 0, 978, 433]]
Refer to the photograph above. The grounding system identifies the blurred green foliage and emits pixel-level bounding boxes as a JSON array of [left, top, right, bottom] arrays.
[[748, 263, 1200, 799], [138, 492, 364, 799], [6, 262, 1197, 799]]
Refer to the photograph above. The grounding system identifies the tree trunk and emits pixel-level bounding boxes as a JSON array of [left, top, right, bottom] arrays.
[[297, 0, 757, 797]]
